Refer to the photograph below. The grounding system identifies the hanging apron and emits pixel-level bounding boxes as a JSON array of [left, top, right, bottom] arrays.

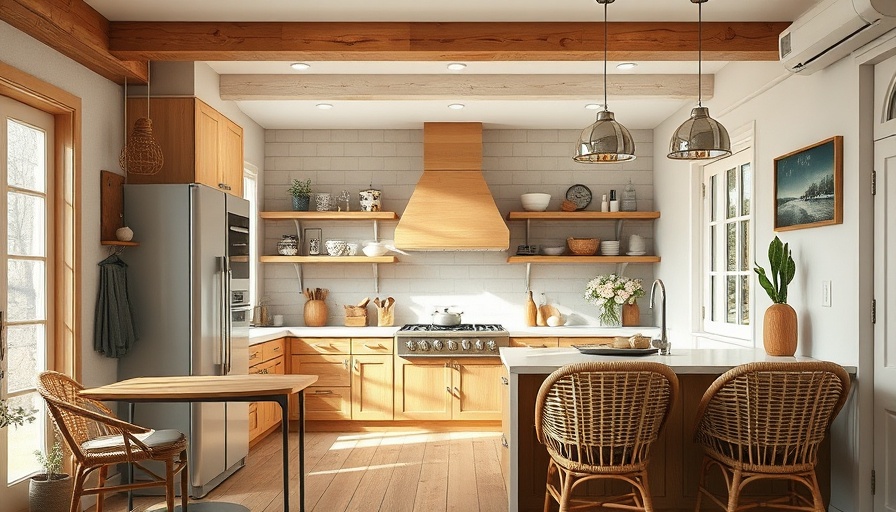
[[94, 254, 138, 358]]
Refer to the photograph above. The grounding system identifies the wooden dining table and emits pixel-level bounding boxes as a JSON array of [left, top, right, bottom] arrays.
[[80, 374, 318, 512]]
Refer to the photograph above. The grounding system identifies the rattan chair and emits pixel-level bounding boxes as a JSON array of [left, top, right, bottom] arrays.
[[37, 371, 189, 512], [692, 361, 850, 512], [535, 361, 679, 512]]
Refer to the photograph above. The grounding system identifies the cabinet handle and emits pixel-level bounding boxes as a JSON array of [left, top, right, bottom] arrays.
[[454, 386, 460, 396], [273, 346, 281, 352], [250, 353, 259, 360], [446, 386, 451, 394], [501, 376, 509, 385], [313, 389, 333, 395], [364, 343, 384, 350], [343, 359, 350, 369], [218, 183, 232, 191], [353, 359, 360, 372], [501, 435, 508, 448]]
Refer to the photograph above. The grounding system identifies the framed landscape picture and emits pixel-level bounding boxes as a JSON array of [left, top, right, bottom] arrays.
[[774, 136, 843, 231]]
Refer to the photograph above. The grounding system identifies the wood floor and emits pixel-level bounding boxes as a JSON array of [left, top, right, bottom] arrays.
[[94, 430, 508, 512]]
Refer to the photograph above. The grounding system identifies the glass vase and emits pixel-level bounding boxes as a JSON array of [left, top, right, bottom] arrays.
[[599, 303, 623, 327]]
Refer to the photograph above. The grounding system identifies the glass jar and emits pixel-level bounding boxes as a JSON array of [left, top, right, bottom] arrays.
[[621, 179, 637, 212], [277, 235, 299, 256]]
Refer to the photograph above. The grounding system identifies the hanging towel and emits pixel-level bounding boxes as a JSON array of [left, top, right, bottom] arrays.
[[94, 254, 138, 358]]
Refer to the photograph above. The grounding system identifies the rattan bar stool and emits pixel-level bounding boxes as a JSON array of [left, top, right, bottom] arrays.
[[692, 361, 850, 512], [37, 371, 189, 512], [535, 361, 679, 512]]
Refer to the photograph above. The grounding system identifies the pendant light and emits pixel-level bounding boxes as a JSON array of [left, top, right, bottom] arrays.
[[574, 0, 636, 163], [120, 63, 164, 175], [667, 0, 731, 160]]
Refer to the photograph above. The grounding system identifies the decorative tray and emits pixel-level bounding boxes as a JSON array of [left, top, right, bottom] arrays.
[[572, 345, 659, 356]]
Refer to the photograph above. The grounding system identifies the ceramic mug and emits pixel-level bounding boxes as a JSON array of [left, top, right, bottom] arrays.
[[316, 193, 332, 211], [359, 189, 382, 212]]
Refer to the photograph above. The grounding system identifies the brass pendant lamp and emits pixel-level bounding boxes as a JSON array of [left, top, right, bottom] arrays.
[[574, 0, 636, 163], [120, 64, 164, 176], [667, 0, 731, 160]]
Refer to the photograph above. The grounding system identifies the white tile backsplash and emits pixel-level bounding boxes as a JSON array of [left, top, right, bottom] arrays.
[[262, 128, 657, 328]]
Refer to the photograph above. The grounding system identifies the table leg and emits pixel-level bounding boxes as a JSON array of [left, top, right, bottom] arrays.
[[278, 395, 290, 511], [299, 390, 305, 512], [128, 402, 135, 512]]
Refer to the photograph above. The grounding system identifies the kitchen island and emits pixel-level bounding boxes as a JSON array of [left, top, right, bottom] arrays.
[[499, 347, 857, 512]]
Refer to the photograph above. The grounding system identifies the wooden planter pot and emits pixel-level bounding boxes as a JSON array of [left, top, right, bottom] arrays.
[[763, 303, 798, 356]]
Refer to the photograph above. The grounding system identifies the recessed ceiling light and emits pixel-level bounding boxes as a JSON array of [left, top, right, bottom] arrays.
[[447, 63, 467, 71], [290, 62, 311, 71], [584, 103, 602, 110], [616, 62, 637, 70], [448, 103, 465, 110], [316, 103, 334, 110]]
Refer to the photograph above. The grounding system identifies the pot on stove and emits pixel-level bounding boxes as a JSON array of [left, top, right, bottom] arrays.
[[432, 307, 463, 326]]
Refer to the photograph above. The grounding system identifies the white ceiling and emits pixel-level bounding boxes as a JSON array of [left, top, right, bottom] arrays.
[[85, 0, 821, 130]]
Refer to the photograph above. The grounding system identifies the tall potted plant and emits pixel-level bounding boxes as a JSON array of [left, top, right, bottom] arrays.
[[30, 437, 73, 512], [754, 236, 797, 356], [288, 178, 312, 211]]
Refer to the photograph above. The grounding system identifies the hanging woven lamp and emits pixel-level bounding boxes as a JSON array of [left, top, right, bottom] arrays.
[[120, 65, 164, 175]]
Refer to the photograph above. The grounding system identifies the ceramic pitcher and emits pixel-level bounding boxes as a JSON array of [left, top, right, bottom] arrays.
[[359, 189, 382, 212]]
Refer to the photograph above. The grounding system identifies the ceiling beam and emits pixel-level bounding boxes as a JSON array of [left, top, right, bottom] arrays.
[[108, 21, 787, 62], [220, 74, 713, 101], [0, 0, 147, 83]]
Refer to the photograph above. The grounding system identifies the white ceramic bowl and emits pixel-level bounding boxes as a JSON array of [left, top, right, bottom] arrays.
[[362, 243, 389, 257], [346, 242, 360, 256], [521, 193, 551, 212], [325, 240, 348, 256], [541, 246, 565, 256]]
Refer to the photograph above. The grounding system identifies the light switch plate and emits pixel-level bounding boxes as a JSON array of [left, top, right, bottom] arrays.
[[822, 280, 832, 307]]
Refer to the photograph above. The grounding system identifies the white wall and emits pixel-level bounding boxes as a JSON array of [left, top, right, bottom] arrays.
[[0, 21, 123, 388], [653, 55, 874, 511], [261, 128, 658, 328]]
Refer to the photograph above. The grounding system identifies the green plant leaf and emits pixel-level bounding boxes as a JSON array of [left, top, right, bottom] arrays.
[[754, 264, 778, 302], [768, 236, 784, 297]]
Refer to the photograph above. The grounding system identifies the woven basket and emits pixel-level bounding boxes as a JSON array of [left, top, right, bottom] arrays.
[[344, 305, 368, 326], [567, 237, 599, 256]]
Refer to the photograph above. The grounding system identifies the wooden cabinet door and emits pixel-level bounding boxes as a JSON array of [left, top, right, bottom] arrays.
[[393, 357, 451, 420], [351, 355, 393, 420], [302, 386, 352, 420], [452, 360, 502, 420], [194, 100, 221, 190], [221, 117, 243, 196]]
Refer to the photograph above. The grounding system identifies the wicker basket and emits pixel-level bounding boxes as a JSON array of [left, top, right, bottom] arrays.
[[567, 237, 599, 256], [344, 305, 368, 326]]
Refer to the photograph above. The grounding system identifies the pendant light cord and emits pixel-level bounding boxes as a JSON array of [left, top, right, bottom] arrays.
[[603, 0, 608, 112], [697, 1, 703, 107]]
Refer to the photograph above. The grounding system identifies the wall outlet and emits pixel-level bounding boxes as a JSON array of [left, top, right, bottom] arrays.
[[822, 280, 832, 307]]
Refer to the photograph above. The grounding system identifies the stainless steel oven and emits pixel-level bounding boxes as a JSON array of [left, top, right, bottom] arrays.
[[395, 324, 509, 358]]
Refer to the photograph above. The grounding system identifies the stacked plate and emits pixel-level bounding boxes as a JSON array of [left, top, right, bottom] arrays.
[[628, 234, 647, 256], [600, 240, 620, 256]]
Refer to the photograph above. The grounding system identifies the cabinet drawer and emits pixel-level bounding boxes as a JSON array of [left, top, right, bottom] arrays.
[[249, 345, 263, 364], [291, 338, 351, 355], [304, 386, 351, 420], [251, 359, 279, 375], [262, 338, 285, 361], [510, 337, 558, 348], [292, 354, 351, 387], [558, 337, 613, 347], [351, 338, 393, 355]]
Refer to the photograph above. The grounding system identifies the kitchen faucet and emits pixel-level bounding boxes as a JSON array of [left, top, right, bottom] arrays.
[[649, 279, 670, 355]]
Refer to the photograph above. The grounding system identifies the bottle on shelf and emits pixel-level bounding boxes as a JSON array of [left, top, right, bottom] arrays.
[[609, 189, 619, 212], [621, 179, 637, 212], [600, 194, 609, 212]]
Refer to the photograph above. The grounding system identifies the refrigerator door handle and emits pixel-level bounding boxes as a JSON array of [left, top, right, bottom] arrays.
[[226, 267, 233, 374], [218, 256, 229, 376]]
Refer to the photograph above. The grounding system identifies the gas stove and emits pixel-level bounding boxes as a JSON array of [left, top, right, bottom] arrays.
[[395, 323, 509, 357]]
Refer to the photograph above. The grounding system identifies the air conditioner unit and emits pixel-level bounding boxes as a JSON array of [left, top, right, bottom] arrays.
[[780, 0, 896, 74]]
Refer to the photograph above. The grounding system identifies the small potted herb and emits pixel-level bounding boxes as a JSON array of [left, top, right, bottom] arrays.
[[754, 236, 797, 355], [288, 178, 313, 211], [30, 437, 73, 512]]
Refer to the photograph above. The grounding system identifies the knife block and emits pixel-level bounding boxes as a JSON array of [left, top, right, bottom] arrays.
[[303, 299, 328, 327]]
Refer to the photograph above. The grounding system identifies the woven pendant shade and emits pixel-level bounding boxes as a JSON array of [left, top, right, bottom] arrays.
[[120, 118, 164, 175]]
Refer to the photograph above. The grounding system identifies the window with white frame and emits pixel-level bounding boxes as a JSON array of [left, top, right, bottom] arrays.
[[703, 148, 753, 341], [243, 166, 258, 307]]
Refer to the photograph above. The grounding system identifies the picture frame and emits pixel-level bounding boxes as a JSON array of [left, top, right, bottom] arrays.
[[774, 136, 843, 231]]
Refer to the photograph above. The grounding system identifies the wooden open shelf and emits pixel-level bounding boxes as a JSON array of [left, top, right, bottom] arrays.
[[260, 255, 397, 264], [506, 211, 660, 221], [260, 211, 399, 220], [507, 255, 660, 264], [101, 240, 139, 247]]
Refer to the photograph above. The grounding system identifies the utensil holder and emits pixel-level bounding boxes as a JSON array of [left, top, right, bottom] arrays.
[[375, 306, 394, 327], [304, 299, 328, 327], [344, 305, 368, 326]]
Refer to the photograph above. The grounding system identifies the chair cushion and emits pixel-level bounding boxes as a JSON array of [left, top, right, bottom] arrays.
[[82, 429, 185, 452]]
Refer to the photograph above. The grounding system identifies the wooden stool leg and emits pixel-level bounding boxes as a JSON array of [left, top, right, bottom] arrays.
[[694, 457, 709, 512], [558, 467, 574, 512], [181, 456, 189, 511], [726, 467, 742, 512], [543, 460, 555, 512], [808, 471, 825, 512], [639, 469, 653, 512], [69, 466, 88, 512], [165, 458, 175, 511], [96, 465, 108, 512]]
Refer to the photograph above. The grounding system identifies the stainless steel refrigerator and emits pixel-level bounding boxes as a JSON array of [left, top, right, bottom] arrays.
[[119, 183, 251, 497]]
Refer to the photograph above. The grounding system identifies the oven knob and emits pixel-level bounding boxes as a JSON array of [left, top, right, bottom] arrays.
[[486, 340, 497, 352], [475, 339, 484, 351], [419, 340, 431, 351], [433, 339, 444, 351], [405, 340, 417, 351], [461, 339, 471, 351], [447, 340, 459, 351]]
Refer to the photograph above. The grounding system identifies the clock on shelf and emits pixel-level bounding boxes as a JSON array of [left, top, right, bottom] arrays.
[[565, 184, 592, 210]]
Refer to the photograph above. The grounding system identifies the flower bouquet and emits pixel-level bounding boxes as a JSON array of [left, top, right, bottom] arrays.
[[584, 274, 645, 326]]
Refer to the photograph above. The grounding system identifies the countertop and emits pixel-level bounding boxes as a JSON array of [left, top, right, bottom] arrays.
[[499, 346, 859, 375], [249, 325, 662, 346]]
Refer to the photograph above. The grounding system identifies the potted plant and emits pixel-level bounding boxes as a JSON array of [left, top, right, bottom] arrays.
[[754, 236, 797, 356], [288, 178, 312, 211], [30, 436, 73, 512], [584, 274, 644, 327], [0, 399, 35, 429]]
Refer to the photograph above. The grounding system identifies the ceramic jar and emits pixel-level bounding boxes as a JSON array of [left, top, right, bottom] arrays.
[[359, 189, 382, 212], [277, 235, 299, 256], [316, 193, 332, 211]]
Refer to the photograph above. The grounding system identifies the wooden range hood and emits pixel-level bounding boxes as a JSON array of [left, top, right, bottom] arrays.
[[394, 123, 509, 251]]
